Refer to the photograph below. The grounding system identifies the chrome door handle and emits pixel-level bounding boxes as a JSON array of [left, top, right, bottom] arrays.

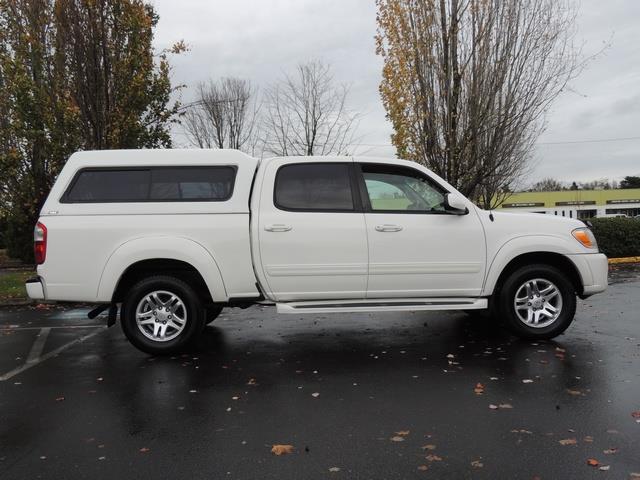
[[375, 224, 403, 232], [264, 224, 292, 232]]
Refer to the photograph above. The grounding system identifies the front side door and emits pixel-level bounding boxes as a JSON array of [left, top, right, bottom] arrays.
[[357, 162, 486, 298], [256, 159, 368, 302]]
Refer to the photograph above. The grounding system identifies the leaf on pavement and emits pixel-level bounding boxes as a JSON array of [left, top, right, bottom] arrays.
[[395, 430, 410, 436], [586, 458, 599, 467], [631, 411, 640, 419], [271, 444, 294, 455], [603, 448, 618, 455], [598, 465, 610, 471], [55, 396, 65, 402], [421, 444, 436, 451], [390, 436, 405, 442], [425, 454, 442, 462], [471, 459, 484, 468], [474, 383, 485, 395], [558, 438, 577, 446], [417, 465, 429, 471], [139, 447, 150, 453], [328, 467, 340, 472]]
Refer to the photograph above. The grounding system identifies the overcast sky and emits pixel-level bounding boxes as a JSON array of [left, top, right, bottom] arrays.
[[151, 0, 640, 185]]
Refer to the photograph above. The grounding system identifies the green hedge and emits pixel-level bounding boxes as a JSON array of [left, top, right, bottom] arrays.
[[589, 218, 640, 258]]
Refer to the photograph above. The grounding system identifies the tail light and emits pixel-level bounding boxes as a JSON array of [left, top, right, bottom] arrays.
[[34, 222, 47, 264]]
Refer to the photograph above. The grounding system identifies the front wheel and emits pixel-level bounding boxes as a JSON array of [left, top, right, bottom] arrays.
[[121, 275, 204, 355], [497, 264, 577, 340]]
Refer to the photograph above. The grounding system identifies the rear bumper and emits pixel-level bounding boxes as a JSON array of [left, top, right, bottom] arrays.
[[25, 277, 45, 300], [566, 253, 608, 296]]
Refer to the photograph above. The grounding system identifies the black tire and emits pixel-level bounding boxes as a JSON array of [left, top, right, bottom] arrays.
[[205, 305, 224, 326], [121, 275, 204, 355], [497, 264, 577, 340]]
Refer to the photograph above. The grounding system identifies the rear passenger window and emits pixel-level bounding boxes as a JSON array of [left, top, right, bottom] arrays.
[[63, 167, 236, 203], [275, 163, 354, 211]]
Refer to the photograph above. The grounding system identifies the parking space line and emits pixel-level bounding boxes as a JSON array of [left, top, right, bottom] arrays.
[[0, 328, 107, 382], [26, 328, 51, 364], [1, 325, 104, 331]]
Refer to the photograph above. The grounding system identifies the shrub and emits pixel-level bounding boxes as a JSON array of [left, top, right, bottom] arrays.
[[589, 218, 640, 258]]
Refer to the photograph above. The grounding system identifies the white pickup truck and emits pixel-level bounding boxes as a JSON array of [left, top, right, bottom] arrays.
[[26, 149, 608, 354]]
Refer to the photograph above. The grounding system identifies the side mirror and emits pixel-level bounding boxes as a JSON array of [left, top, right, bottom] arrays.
[[444, 193, 469, 215]]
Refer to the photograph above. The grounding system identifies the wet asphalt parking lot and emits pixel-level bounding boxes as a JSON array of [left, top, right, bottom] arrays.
[[0, 266, 639, 479]]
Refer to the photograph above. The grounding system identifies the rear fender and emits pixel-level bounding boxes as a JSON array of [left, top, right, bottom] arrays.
[[97, 236, 227, 302]]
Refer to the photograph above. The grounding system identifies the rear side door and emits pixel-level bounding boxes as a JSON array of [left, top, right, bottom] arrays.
[[356, 162, 486, 298], [255, 158, 368, 302]]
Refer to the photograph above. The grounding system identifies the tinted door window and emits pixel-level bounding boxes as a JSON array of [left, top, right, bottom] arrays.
[[63, 166, 236, 203], [275, 163, 355, 211], [361, 164, 446, 212]]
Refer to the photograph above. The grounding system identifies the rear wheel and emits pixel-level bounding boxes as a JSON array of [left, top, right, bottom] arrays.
[[121, 275, 204, 355], [205, 305, 224, 325], [497, 264, 577, 340]]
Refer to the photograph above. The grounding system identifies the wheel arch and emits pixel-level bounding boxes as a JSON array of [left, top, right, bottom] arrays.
[[97, 236, 228, 303], [486, 251, 583, 297]]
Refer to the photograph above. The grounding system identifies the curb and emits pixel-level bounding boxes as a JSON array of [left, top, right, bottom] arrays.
[[608, 256, 640, 265], [0, 300, 33, 308]]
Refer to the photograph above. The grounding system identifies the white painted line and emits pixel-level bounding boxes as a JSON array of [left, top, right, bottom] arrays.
[[0, 328, 106, 382], [1, 325, 104, 331], [26, 327, 51, 364]]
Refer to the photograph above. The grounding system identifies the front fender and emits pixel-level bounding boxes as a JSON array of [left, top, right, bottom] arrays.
[[482, 235, 580, 296], [97, 236, 228, 302]]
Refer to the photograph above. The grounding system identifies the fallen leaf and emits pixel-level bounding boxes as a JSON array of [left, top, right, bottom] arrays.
[[247, 378, 257, 386], [471, 459, 484, 468], [139, 447, 150, 453], [498, 403, 513, 409], [395, 430, 410, 436], [421, 444, 436, 451], [603, 448, 618, 455], [587, 458, 599, 467], [583, 436, 594, 443], [489, 404, 499, 410], [559, 438, 577, 446], [328, 467, 340, 472], [566, 389, 583, 396], [311, 392, 320, 398], [522, 379, 534, 384], [474, 383, 485, 395], [390, 436, 405, 442], [599, 465, 610, 471], [271, 444, 294, 456], [631, 411, 640, 419], [425, 454, 442, 462], [417, 465, 429, 471], [55, 396, 65, 402]]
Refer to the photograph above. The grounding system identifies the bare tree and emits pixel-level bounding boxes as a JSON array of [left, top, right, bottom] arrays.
[[376, 0, 593, 208], [262, 60, 359, 156], [530, 177, 565, 192], [183, 77, 259, 153]]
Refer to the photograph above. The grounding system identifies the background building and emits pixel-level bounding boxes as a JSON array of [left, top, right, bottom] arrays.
[[497, 189, 640, 219]]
